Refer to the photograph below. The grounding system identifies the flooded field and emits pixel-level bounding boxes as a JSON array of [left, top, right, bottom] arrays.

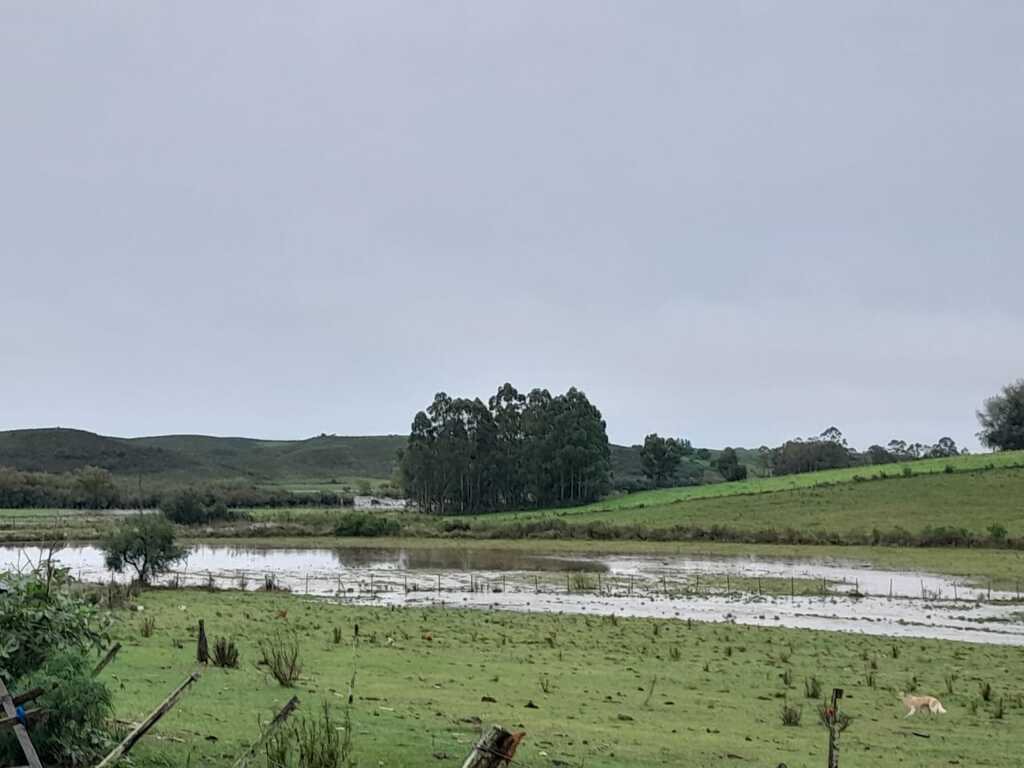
[[4, 543, 1023, 645]]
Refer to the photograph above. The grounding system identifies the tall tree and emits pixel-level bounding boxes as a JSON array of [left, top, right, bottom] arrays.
[[716, 447, 748, 482], [400, 384, 611, 514], [640, 434, 683, 487], [977, 379, 1024, 451]]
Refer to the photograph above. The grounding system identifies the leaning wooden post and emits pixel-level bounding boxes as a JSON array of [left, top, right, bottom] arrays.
[[232, 696, 300, 768], [95, 671, 201, 768], [0, 676, 43, 768], [93, 642, 123, 676], [461, 725, 526, 768], [825, 687, 844, 768]]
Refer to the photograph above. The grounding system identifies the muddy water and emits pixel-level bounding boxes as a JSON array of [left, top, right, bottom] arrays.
[[4, 544, 1022, 645]]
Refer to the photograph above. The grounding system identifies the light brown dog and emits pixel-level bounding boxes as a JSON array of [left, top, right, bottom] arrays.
[[900, 692, 947, 717]]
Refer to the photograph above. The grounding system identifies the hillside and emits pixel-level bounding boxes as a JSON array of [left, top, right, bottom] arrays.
[[0, 428, 199, 474], [0, 428, 755, 489], [467, 450, 1024, 530], [0, 428, 406, 482], [0, 428, 407, 482]]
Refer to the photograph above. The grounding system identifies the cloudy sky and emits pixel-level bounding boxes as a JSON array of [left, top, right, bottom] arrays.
[[2, 2, 1021, 450]]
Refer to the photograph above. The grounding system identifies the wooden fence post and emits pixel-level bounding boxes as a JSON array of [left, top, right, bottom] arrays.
[[232, 696, 300, 768], [197, 619, 209, 664], [461, 725, 526, 768], [95, 671, 201, 768], [826, 687, 844, 768]]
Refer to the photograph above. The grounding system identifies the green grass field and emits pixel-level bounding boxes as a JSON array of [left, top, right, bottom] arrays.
[[478, 465, 1024, 537], [465, 450, 1024, 525], [109, 589, 1024, 768]]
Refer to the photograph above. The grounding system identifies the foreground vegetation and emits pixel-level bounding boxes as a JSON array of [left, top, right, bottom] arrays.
[[106, 589, 1023, 767]]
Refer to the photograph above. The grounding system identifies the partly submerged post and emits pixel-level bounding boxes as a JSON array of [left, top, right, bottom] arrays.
[[461, 725, 526, 768]]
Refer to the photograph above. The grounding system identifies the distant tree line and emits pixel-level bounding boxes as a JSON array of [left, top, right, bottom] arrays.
[[638, 435, 747, 486], [0, 465, 348, 511], [400, 384, 611, 514], [757, 427, 966, 477]]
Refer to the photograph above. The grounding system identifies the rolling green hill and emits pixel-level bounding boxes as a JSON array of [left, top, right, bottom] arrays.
[[0, 428, 406, 483], [464, 450, 1024, 542], [0, 427, 758, 490]]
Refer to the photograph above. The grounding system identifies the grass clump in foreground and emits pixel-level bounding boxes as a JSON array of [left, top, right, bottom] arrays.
[[106, 589, 1023, 768]]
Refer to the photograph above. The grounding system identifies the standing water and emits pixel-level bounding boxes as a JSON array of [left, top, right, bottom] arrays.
[[3, 543, 1022, 645]]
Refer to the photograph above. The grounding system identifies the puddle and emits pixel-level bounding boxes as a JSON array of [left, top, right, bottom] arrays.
[[3, 543, 1021, 646]]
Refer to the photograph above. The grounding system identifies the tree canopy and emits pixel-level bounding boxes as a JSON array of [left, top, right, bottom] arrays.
[[101, 513, 186, 584], [400, 384, 611, 514], [640, 433, 686, 487], [977, 378, 1024, 451]]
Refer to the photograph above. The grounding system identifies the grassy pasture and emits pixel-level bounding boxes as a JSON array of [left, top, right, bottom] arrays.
[[479, 466, 1024, 536], [466, 450, 1024, 525], [109, 589, 1024, 768]]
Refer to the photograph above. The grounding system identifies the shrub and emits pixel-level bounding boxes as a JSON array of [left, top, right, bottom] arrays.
[[780, 702, 802, 726], [988, 523, 1009, 544], [0, 651, 113, 767], [0, 568, 113, 767], [100, 513, 186, 585], [213, 637, 240, 669], [804, 676, 822, 699], [265, 703, 353, 768], [0, 571, 109, 680], [260, 631, 303, 687], [334, 512, 401, 537], [981, 681, 993, 702], [161, 488, 240, 525], [140, 616, 156, 638]]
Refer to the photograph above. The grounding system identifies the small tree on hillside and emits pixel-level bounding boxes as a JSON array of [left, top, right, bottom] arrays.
[[640, 434, 684, 487], [978, 379, 1024, 451], [101, 513, 186, 585], [716, 447, 748, 482]]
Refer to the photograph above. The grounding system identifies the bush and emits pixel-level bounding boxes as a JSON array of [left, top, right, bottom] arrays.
[[0, 571, 109, 681], [0, 568, 113, 767], [260, 631, 303, 686], [988, 523, 1009, 544], [213, 637, 240, 668], [0, 651, 113, 767], [265, 703, 353, 768], [161, 488, 240, 525], [101, 513, 186, 585], [780, 702, 802, 726], [804, 676, 822, 699], [334, 512, 401, 537]]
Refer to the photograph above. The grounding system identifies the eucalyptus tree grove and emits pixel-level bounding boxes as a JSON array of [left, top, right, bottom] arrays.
[[400, 384, 611, 514]]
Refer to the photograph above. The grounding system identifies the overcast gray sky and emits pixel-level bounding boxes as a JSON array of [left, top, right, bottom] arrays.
[[2, 2, 1021, 450]]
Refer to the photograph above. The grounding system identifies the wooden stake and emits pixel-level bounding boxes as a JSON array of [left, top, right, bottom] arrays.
[[95, 671, 201, 768], [197, 619, 209, 664], [93, 642, 123, 677], [232, 696, 300, 768]]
